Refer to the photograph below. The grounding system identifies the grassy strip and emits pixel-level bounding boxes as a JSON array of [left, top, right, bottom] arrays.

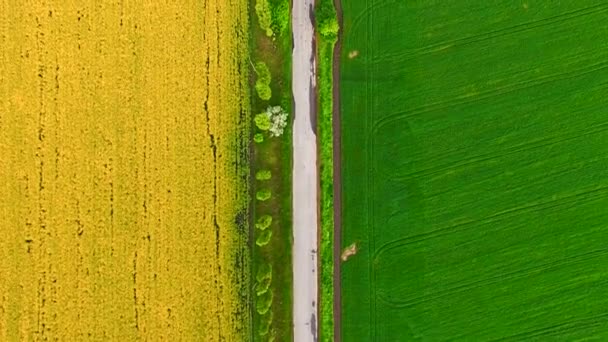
[[318, 41, 335, 342], [250, 0, 293, 341], [315, 0, 339, 341]]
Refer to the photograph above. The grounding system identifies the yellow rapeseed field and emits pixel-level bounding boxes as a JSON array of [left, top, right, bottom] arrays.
[[0, 1, 251, 340]]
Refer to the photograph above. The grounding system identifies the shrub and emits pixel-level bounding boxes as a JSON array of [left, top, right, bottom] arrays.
[[254, 133, 264, 143], [256, 230, 273, 246], [256, 189, 272, 201], [255, 215, 273, 230], [254, 62, 272, 101], [254, 112, 271, 131], [256, 289, 273, 315], [319, 18, 339, 40], [260, 106, 289, 137], [256, 263, 272, 282], [255, 0, 274, 37], [268, 106, 289, 137], [258, 311, 273, 336], [256, 169, 272, 181], [270, 0, 289, 36], [316, 0, 339, 41], [255, 276, 271, 296], [256, 84, 272, 101]]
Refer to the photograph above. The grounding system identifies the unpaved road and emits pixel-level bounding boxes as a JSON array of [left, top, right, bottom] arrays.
[[292, 0, 319, 340]]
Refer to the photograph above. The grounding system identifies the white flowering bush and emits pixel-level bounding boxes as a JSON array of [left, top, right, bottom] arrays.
[[266, 106, 288, 137]]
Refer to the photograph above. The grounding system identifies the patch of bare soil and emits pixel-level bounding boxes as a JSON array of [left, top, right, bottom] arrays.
[[340, 243, 358, 262]]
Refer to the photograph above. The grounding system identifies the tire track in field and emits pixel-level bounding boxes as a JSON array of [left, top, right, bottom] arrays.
[[491, 311, 608, 341], [366, 0, 379, 339], [373, 3, 608, 63], [347, 0, 396, 45], [373, 184, 608, 261], [376, 246, 608, 308], [370, 61, 608, 137], [373, 117, 608, 181]]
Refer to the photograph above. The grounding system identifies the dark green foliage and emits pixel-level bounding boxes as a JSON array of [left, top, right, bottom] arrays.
[[256, 289, 273, 315], [254, 133, 265, 143], [269, 0, 289, 37], [255, 215, 273, 230], [254, 62, 272, 101], [256, 169, 272, 181], [256, 189, 272, 201], [256, 230, 273, 247], [341, 0, 608, 340]]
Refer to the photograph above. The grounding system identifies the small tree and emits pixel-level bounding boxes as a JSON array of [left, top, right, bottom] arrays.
[[255, 215, 273, 230], [254, 112, 271, 131], [256, 189, 271, 201], [266, 106, 289, 137], [256, 170, 272, 180], [254, 133, 264, 143], [256, 230, 272, 246]]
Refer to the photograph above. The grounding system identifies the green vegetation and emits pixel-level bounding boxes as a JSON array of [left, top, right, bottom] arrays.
[[256, 170, 272, 181], [256, 230, 273, 247], [254, 133, 265, 143], [255, 215, 273, 230], [255, 277, 272, 296], [255, 112, 272, 130], [256, 189, 272, 201], [316, 0, 339, 41], [341, 0, 608, 340], [256, 263, 272, 283], [259, 311, 273, 336], [254, 61, 272, 101], [269, 0, 289, 36], [256, 289, 273, 315], [255, 0, 273, 37], [250, 0, 293, 340], [315, 0, 338, 340]]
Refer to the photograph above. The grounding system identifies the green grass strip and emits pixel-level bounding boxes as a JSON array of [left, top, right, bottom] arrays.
[[316, 0, 338, 339]]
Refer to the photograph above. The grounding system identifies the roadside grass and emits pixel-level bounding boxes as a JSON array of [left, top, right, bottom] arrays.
[[315, 0, 339, 340], [250, 0, 293, 340]]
